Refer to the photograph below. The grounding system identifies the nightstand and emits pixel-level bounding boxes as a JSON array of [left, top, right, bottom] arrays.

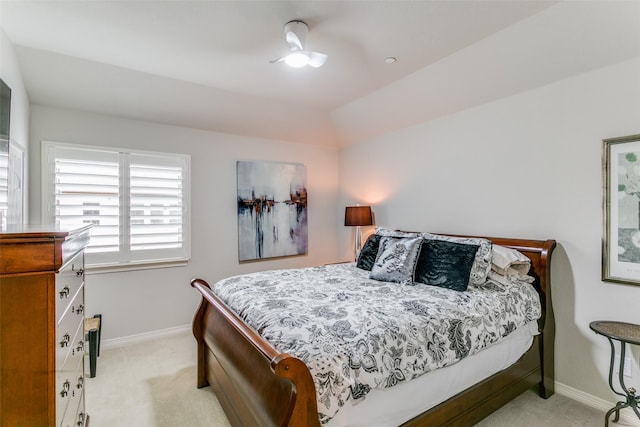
[[589, 320, 640, 426]]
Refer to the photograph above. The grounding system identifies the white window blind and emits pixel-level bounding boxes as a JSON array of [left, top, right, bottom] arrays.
[[43, 142, 190, 269], [129, 154, 184, 254]]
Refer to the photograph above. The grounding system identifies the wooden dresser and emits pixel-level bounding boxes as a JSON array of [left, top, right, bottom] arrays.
[[0, 225, 91, 427]]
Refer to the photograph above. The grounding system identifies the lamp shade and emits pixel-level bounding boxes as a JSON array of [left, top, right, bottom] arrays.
[[344, 206, 373, 227]]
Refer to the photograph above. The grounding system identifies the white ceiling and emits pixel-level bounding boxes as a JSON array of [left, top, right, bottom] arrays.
[[1, 1, 639, 147]]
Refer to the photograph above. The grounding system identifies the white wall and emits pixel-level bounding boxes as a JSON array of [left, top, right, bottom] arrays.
[[0, 29, 29, 220], [29, 105, 341, 340], [339, 57, 640, 409]]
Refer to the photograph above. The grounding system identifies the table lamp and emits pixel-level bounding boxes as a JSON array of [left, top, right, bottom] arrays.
[[344, 205, 373, 260]]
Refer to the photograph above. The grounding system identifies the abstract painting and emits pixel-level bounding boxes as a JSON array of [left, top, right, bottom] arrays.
[[237, 161, 308, 261]]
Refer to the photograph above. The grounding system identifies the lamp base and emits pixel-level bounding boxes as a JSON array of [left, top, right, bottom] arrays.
[[354, 226, 362, 261]]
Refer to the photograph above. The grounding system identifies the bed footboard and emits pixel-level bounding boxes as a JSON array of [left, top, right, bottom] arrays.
[[191, 278, 321, 427]]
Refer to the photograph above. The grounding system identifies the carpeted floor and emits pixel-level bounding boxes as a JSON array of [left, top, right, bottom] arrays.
[[85, 331, 633, 427]]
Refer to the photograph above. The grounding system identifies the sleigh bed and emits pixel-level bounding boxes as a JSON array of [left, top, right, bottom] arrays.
[[190, 233, 556, 427]]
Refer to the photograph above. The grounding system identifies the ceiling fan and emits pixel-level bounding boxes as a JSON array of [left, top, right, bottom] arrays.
[[270, 20, 328, 68]]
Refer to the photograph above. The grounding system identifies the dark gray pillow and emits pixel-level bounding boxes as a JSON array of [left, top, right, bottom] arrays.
[[415, 240, 479, 292], [356, 234, 382, 271], [421, 233, 492, 286], [369, 236, 423, 285]]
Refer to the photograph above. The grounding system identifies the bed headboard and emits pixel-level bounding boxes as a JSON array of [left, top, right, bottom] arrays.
[[483, 236, 556, 312], [457, 234, 557, 399], [398, 232, 555, 307], [399, 232, 556, 350]]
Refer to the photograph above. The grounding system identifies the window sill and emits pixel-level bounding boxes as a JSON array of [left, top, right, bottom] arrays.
[[86, 258, 190, 274]]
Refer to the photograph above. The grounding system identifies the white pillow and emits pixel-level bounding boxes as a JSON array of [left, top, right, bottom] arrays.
[[488, 269, 534, 286], [491, 245, 530, 276]]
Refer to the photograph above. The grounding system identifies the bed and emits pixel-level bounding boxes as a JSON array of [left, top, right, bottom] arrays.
[[190, 233, 556, 426]]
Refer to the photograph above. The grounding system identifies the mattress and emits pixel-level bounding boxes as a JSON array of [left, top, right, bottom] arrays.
[[326, 320, 538, 427], [211, 263, 541, 424]]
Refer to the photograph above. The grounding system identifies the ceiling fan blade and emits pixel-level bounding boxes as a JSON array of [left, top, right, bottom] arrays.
[[307, 51, 328, 68], [284, 20, 307, 51], [274, 21, 326, 68], [269, 56, 286, 64], [286, 32, 304, 51]]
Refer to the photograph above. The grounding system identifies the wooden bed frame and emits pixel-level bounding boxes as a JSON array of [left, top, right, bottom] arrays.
[[190, 236, 556, 427]]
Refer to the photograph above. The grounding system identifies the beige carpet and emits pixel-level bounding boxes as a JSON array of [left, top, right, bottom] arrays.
[[85, 331, 633, 427], [86, 332, 230, 427]]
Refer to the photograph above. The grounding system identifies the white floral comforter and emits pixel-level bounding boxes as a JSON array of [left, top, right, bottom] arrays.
[[211, 263, 541, 424]]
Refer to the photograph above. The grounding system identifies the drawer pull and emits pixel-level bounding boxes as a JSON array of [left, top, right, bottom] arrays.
[[76, 376, 84, 389], [76, 340, 84, 352], [59, 286, 70, 299], [76, 268, 84, 277], [73, 304, 85, 315], [59, 332, 70, 347], [77, 412, 85, 426], [60, 380, 70, 397]]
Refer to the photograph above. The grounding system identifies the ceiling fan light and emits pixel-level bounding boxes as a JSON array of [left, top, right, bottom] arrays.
[[285, 52, 310, 68]]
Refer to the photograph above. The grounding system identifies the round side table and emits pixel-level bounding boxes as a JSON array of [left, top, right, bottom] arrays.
[[589, 320, 640, 426]]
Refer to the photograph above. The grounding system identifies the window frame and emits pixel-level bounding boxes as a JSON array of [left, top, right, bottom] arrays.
[[42, 141, 191, 272]]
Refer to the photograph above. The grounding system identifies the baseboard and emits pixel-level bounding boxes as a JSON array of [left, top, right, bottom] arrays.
[[556, 381, 640, 426], [102, 324, 192, 349]]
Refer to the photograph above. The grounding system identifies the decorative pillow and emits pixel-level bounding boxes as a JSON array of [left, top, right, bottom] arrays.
[[369, 236, 423, 285], [356, 234, 382, 271], [375, 226, 420, 238], [421, 233, 492, 286], [414, 240, 479, 292]]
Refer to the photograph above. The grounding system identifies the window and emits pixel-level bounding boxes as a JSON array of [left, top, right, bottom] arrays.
[[42, 141, 190, 269]]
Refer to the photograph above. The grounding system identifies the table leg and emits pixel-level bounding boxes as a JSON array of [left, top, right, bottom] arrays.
[[604, 338, 640, 425], [605, 405, 618, 426], [606, 338, 628, 399]]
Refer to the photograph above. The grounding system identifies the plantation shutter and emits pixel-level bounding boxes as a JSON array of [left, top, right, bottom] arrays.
[[128, 154, 185, 258], [51, 146, 120, 261], [43, 142, 190, 268]]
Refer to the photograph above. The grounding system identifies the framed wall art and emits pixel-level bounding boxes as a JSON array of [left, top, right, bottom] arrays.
[[237, 160, 308, 262], [602, 133, 640, 285]]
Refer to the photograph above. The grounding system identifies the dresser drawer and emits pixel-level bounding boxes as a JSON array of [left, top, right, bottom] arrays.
[[56, 307, 85, 377], [55, 251, 85, 322], [57, 354, 85, 427], [56, 319, 84, 426], [66, 394, 87, 427], [60, 393, 87, 427], [56, 284, 85, 362]]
